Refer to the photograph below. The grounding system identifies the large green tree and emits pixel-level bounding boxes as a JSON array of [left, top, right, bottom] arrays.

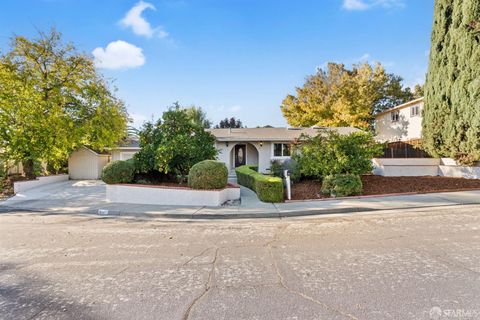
[[281, 62, 414, 129], [134, 104, 218, 182], [0, 30, 128, 178], [422, 0, 480, 164], [185, 105, 212, 128]]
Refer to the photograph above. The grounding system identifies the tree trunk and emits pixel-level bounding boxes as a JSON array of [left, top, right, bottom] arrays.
[[22, 159, 36, 180]]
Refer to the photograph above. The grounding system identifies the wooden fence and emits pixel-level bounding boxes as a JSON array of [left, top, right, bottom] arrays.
[[380, 140, 431, 158]]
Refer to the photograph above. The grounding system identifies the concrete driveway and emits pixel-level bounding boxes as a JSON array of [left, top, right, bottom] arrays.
[[1, 180, 108, 213], [0, 180, 276, 217]]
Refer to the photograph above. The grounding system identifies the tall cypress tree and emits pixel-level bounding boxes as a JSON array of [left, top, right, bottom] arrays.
[[423, 0, 480, 164]]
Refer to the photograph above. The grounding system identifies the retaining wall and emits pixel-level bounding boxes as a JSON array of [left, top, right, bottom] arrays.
[[107, 184, 241, 207], [13, 174, 69, 194]]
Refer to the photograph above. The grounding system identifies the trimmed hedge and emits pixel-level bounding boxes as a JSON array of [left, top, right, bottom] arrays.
[[321, 174, 362, 197], [235, 165, 284, 203], [188, 160, 228, 189], [101, 160, 135, 184]]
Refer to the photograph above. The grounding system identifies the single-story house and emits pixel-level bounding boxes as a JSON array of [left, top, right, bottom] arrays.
[[68, 126, 359, 179], [375, 97, 424, 143], [210, 127, 359, 173], [111, 138, 140, 161]]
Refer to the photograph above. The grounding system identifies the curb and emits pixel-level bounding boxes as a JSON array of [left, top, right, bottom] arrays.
[[1, 201, 479, 221]]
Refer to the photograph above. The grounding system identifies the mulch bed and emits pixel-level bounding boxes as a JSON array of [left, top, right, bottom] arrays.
[[290, 175, 480, 200]]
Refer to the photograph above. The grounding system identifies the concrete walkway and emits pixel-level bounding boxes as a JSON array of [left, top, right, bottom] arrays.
[[2, 179, 480, 219]]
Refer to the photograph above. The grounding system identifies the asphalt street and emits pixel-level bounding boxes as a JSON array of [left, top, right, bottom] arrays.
[[0, 205, 479, 320]]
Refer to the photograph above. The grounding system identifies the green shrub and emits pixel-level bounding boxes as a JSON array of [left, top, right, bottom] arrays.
[[293, 131, 383, 179], [101, 160, 135, 184], [321, 174, 362, 197], [235, 165, 284, 203], [188, 160, 228, 189], [270, 159, 300, 182]]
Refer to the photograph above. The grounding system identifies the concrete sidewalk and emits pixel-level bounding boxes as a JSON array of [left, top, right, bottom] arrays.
[[1, 180, 480, 219]]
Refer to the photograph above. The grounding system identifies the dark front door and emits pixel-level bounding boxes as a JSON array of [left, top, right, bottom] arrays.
[[234, 144, 246, 167]]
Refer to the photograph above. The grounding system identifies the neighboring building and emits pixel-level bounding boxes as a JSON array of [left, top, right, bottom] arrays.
[[68, 147, 110, 180], [375, 97, 424, 143], [111, 138, 140, 161]]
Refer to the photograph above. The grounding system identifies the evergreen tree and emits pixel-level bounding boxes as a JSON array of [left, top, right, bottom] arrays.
[[423, 0, 480, 164], [215, 117, 244, 129]]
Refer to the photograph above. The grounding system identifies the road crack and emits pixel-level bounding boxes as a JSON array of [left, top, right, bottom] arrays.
[[266, 227, 359, 320], [183, 247, 219, 320]]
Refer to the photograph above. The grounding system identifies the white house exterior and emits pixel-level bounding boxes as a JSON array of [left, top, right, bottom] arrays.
[[375, 97, 424, 142], [111, 138, 140, 161], [68, 147, 110, 180], [68, 126, 359, 179], [209, 127, 360, 173]]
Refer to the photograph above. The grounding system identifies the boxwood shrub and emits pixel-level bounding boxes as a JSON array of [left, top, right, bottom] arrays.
[[188, 160, 228, 189], [101, 160, 135, 184], [235, 165, 284, 203], [321, 174, 362, 197]]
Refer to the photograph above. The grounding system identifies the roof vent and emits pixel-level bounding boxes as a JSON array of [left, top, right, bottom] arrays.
[[311, 125, 326, 130], [287, 127, 302, 130]]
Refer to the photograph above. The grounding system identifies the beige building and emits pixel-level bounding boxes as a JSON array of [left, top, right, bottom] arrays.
[[68, 126, 359, 178], [111, 138, 140, 161], [209, 127, 359, 173], [374, 97, 424, 142], [68, 147, 110, 180]]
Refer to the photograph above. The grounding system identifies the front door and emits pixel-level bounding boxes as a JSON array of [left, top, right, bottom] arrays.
[[234, 144, 246, 167]]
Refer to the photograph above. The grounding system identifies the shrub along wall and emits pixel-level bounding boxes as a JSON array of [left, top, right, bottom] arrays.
[[235, 165, 284, 203]]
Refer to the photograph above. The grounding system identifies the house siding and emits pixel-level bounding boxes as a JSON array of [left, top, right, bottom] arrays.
[[68, 147, 109, 180], [375, 101, 423, 142]]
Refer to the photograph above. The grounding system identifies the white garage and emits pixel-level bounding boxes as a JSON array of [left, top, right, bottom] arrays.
[[68, 147, 110, 180]]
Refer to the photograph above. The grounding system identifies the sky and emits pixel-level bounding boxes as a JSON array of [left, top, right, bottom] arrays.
[[0, 0, 434, 128]]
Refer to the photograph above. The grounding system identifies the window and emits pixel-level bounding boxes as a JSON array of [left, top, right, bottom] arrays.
[[391, 111, 400, 122], [273, 143, 291, 157], [410, 105, 421, 117]]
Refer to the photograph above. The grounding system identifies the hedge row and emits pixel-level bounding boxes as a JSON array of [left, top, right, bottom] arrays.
[[235, 165, 284, 203]]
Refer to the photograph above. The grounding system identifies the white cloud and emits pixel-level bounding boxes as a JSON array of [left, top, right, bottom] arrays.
[[120, 1, 168, 38], [358, 53, 371, 61], [228, 105, 242, 113], [343, 0, 369, 10], [342, 0, 405, 11], [92, 40, 145, 70]]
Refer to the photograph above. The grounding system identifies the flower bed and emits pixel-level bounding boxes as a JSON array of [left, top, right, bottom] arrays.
[[106, 183, 240, 207], [290, 175, 480, 200]]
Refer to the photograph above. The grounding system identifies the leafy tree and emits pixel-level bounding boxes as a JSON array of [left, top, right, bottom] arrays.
[[215, 117, 244, 128], [281, 62, 414, 129], [134, 105, 217, 182], [0, 29, 128, 178], [293, 131, 384, 179], [411, 84, 424, 99], [185, 105, 212, 128], [422, 0, 480, 165]]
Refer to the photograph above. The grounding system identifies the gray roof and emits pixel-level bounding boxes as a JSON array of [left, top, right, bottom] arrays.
[[207, 127, 361, 142], [117, 137, 140, 149]]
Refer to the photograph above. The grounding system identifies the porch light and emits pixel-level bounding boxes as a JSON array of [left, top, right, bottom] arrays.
[[226, 142, 229, 147], [260, 141, 263, 147]]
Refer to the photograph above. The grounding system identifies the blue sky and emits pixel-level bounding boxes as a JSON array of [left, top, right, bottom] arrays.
[[0, 0, 433, 128]]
